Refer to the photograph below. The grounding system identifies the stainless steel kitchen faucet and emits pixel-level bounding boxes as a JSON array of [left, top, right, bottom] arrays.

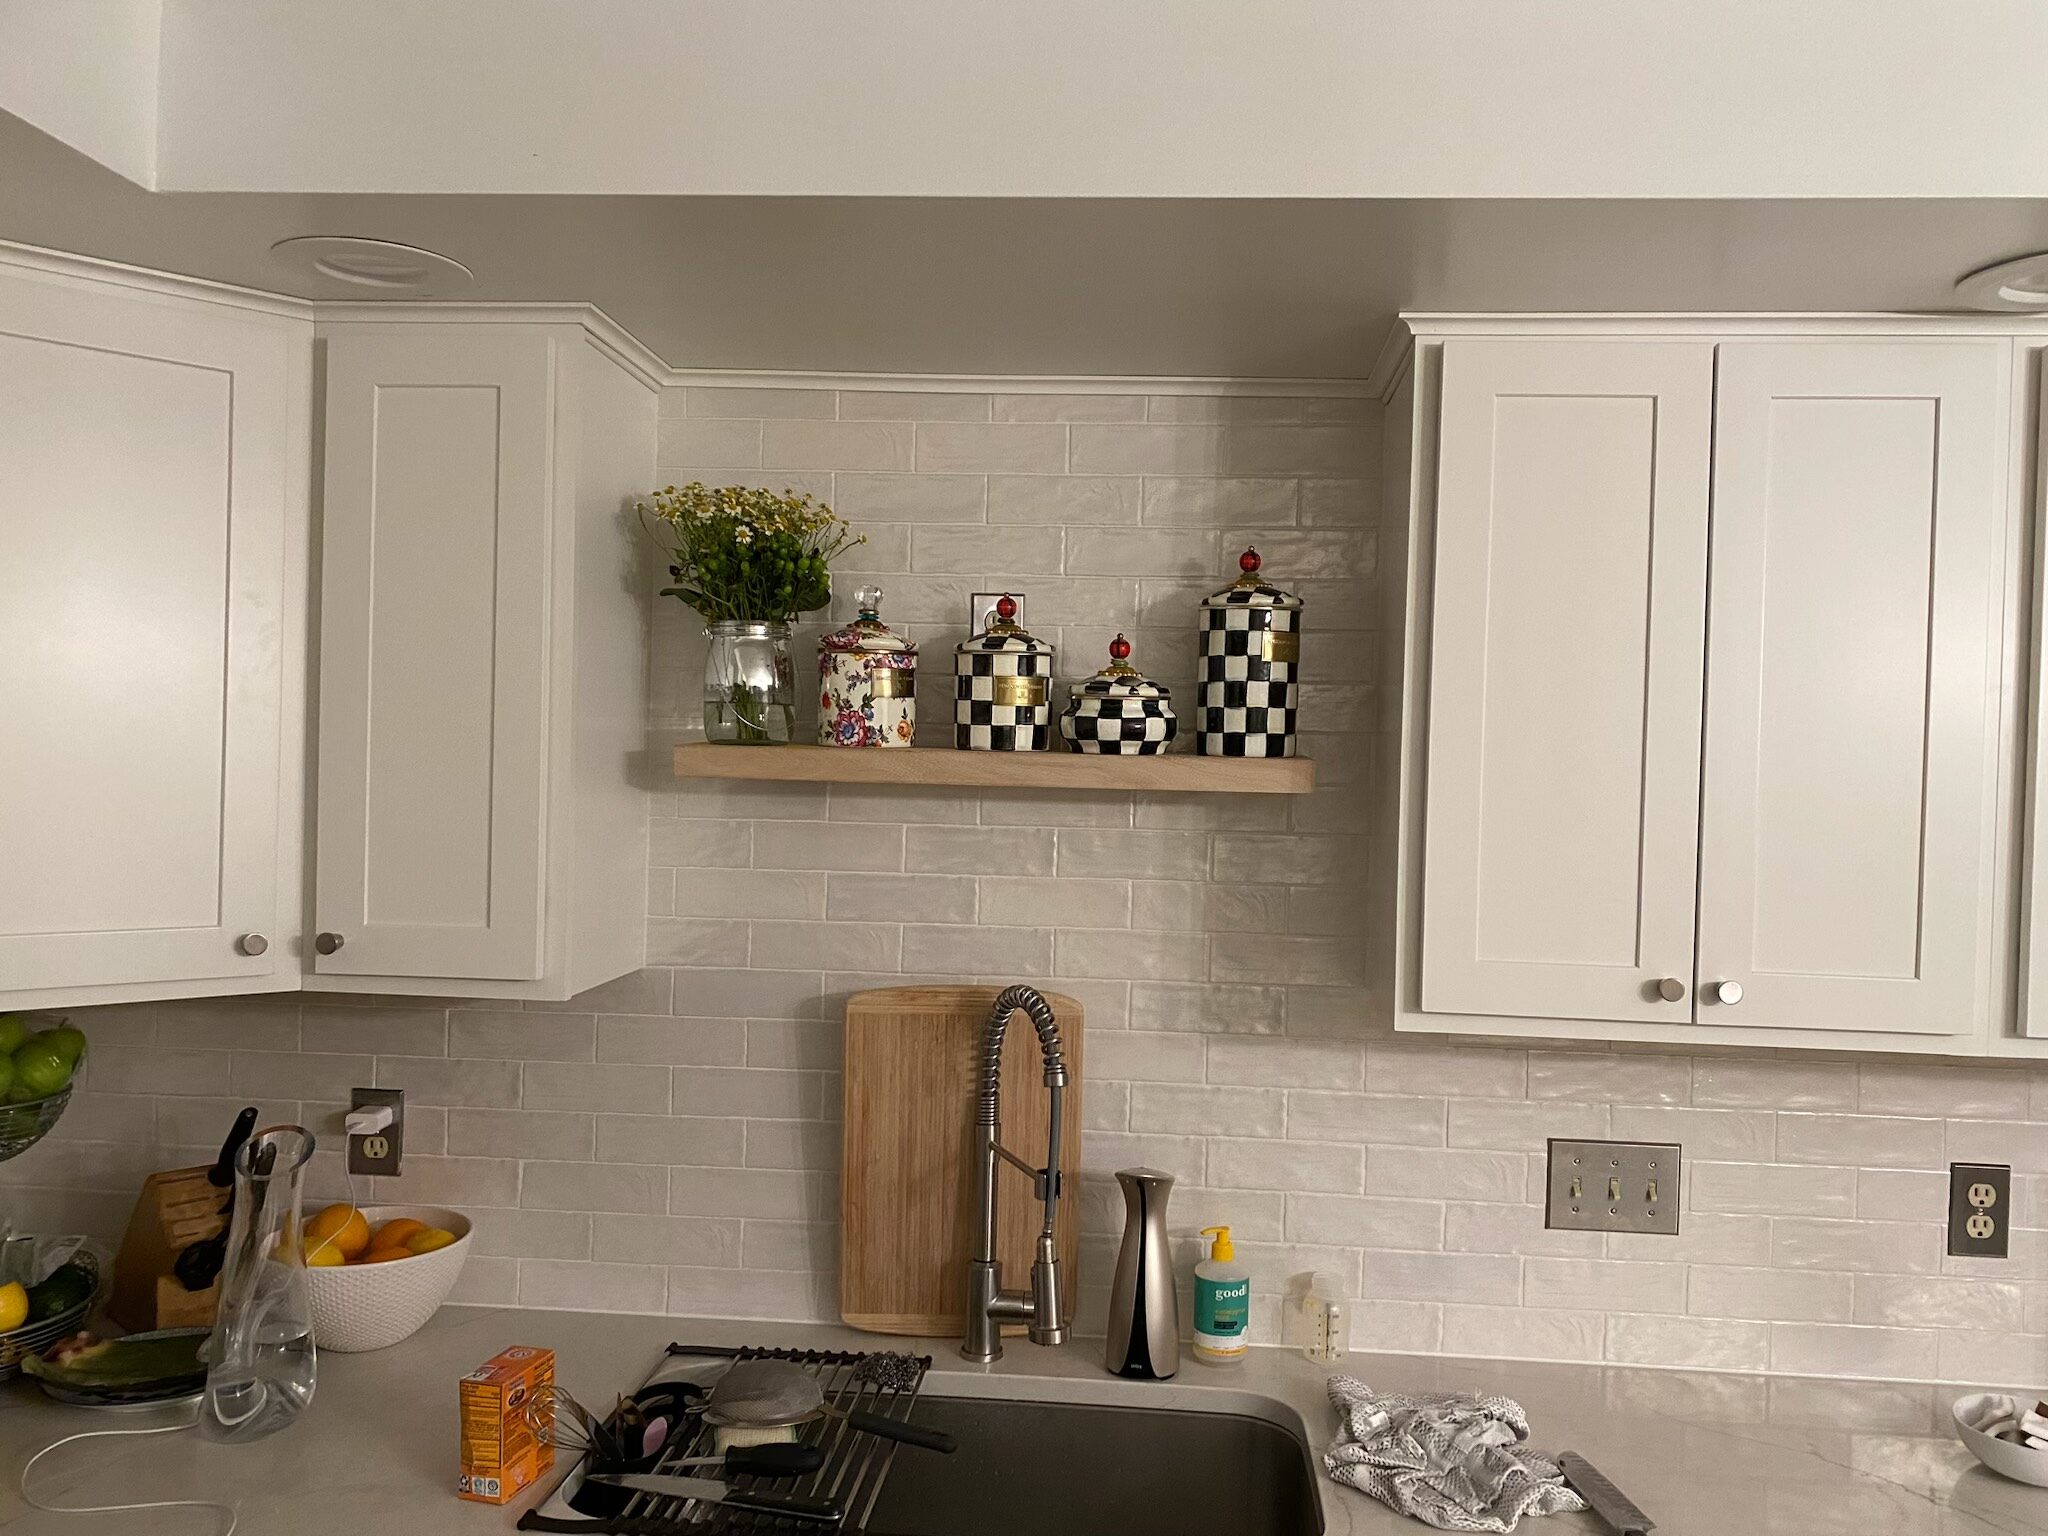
[[961, 983, 1068, 1363]]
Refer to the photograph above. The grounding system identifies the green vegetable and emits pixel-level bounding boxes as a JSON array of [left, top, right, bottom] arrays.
[[24, 1330, 206, 1389], [25, 1262, 93, 1323]]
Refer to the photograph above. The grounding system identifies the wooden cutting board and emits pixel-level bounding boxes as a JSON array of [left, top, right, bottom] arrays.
[[841, 985, 1083, 1336]]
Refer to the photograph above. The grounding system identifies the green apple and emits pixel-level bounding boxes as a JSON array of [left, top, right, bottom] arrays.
[[11, 1039, 70, 1100], [36, 1027, 84, 1070], [0, 1017, 27, 1056]]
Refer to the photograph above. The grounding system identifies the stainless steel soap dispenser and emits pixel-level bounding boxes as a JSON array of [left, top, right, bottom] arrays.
[[1105, 1166, 1179, 1380]]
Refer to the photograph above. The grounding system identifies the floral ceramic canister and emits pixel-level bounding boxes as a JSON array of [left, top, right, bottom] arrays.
[[1060, 634, 1177, 754], [1196, 546, 1302, 757], [817, 587, 918, 747], [954, 594, 1054, 750]]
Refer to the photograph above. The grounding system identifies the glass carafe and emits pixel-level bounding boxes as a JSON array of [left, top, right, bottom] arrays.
[[202, 1125, 317, 1442]]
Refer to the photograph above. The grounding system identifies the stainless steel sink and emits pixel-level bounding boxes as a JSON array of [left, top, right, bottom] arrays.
[[865, 1394, 1323, 1536]]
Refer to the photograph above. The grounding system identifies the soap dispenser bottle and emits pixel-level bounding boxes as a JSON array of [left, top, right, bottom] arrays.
[[1192, 1225, 1250, 1366]]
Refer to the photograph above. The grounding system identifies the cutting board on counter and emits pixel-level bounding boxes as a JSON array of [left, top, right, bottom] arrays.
[[841, 985, 1083, 1336]]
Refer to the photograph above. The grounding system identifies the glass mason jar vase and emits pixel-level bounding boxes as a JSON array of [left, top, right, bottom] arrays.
[[704, 620, 797, 745]]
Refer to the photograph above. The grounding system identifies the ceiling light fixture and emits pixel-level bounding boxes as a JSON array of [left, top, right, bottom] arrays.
[[269, 236, 473, 292], [1954, 251, 2048, 312]]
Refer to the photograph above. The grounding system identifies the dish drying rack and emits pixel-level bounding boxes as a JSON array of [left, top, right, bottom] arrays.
[[520, 1343, 935, 1534]]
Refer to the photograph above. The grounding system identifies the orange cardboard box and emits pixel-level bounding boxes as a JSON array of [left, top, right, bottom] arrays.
[[458, 1345, 556, 1504]]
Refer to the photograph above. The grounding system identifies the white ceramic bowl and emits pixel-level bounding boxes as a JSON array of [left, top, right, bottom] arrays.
[[302, 1204, 471, 1353], [1953, 1392, 2048, 1486]]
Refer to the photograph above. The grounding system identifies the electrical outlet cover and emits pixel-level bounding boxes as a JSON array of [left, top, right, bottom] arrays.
[[969, 591, 1026, 633], [347, 1086, 405, 1177], [1948, 1162, 2010, 1258], [1545, 1139, 1682, 1235]]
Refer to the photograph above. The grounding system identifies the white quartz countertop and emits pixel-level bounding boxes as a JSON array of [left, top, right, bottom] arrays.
[[0, 1305, 2043, 1535]]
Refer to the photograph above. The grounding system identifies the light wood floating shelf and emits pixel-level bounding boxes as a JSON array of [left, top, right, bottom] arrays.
[[673, 743, 1316, 794]]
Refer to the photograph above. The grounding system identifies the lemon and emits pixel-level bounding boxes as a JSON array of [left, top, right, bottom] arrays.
[[304, 1245, 345, 1268], [0, 1281, 30, 1333], [406, 1227, 458, 1255]]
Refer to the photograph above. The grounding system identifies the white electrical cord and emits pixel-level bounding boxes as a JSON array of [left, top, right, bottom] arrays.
[[18, 1410, 236, 1535]]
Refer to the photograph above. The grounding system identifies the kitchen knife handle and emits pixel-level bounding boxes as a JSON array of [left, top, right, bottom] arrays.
[[718, 1487, 845, 1525], [843, 1408, 957, 1453]]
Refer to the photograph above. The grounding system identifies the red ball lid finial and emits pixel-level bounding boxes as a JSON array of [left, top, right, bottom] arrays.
[[1109, 633, 1131, 661], [1239, 547, 1261, 575], [995, 594, 1018, 621]]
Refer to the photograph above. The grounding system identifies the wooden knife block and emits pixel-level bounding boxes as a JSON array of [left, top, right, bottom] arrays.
[[109, 1164, 228, 1331]]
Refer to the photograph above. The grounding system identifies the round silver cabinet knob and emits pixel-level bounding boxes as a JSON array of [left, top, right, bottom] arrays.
[[238, 933, 269, 957], [315, 932, 345, 956], [1656, 977, 1686, 1002], [1711, 980, 1744, 1005]]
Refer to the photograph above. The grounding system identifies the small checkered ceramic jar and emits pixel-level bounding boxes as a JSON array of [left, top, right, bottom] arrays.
[[818, 587, 917, 747], [1197, 547, 1302, 757], [954, 594, 1054, 751], [1060, 634, 1176, 755]]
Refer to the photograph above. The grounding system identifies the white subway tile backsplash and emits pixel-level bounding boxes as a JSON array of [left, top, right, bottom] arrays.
[[1444, 1303, 1603, 1362], [1526, 1052, 1689, 1107], [45, 378, 2024, 1388], [682, 385, 834, 419], [1690, 1162, 1856, 1217], [1368, 1146, 1525, 1204], [988, 474, 1139, 525], [1777, 1114, 1946, 1169], [1526, 1258, 1686, 1314], [659, 417, 762, 467], [1070, 424, 1227, 475], [449, 1011, 597, 1062], [833, 472, 987, 523], [840, 390, 991, 422], [1688, 1265, 1850, 1323], [1607, 1314, 1770, 1372], [1207, 1037, 1360, 1090], [915, 422, 1067, 473], [525, 1062, 672, 1116], [1207, 1137, 1361, 1194]]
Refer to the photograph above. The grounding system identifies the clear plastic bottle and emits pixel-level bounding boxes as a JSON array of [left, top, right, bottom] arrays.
[[1192, 1225, 1250, 1366]]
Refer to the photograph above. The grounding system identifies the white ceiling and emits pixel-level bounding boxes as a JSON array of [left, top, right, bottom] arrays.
[[7, 112, 2048, 378]]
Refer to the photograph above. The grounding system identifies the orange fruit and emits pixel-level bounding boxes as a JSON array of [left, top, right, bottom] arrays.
[[372, 1218, 427, 1249], [304, 1203, 369, 1261], [357, 1245, 412, 1265], [406, 1227, 458, 1256]]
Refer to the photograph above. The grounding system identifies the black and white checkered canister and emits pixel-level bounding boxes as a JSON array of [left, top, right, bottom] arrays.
[[1060, 634, 1177, 755], [954, 594, 1054, 751], [1197, 547, 1302, 758]]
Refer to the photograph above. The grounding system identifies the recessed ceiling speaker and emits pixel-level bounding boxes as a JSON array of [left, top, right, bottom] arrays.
[[269, 236, 473, 292], [1954, 251, 2048, 312]]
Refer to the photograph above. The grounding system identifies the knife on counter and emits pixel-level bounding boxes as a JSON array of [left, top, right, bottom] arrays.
[[1558, 1452, 1654, 1535], [584, 1472, 844, 1525]]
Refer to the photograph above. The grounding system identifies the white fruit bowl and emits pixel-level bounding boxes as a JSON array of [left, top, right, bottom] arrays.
[[302, 1205, 472, 1353], [1954, 1392, 2048, 1486]]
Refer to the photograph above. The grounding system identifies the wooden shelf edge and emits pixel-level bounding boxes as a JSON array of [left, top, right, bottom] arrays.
[[672, 742, 1316, 794]]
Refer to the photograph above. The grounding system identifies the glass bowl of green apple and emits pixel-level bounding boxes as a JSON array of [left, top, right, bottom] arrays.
[[0, 1016, 87, 1162]]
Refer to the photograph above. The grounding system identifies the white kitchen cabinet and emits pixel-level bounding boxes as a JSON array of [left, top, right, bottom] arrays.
[[1695, 341, 2005, 1037], [1396, 326, 2016, 1053], [1421, 340, 1714, 1023], [0, 257, 309, 1008], [309, 320, 655, 1000]]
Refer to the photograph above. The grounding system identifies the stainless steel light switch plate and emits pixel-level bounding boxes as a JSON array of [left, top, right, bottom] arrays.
[[1545, 1139, 1681, 1235]]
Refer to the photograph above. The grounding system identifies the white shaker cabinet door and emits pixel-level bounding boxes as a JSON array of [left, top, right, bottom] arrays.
[[1696, 341, 2005, 1035], [1421, 340, 1715, 1022], [0, 269, 295, 999], [314, 329, 554, 981]]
